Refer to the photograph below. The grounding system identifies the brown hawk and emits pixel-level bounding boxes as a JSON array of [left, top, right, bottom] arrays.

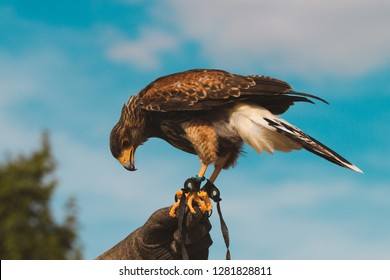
[[110, 69, 362, 216]]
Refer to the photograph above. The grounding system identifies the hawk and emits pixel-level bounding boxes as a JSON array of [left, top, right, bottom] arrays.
[[110, 69, 362, 216]]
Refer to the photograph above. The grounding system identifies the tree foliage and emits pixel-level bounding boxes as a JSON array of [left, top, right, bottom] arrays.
[[0, 132, 82, 259]]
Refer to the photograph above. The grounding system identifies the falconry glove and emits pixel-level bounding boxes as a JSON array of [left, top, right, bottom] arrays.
[[96, 206, 212, 260]]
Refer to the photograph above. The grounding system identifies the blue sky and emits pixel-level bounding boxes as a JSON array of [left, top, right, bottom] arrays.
[[1, 0, 389, 259]]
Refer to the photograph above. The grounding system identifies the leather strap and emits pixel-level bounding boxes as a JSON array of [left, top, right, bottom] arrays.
[[177, 178, 231, 260], [202, 180, 231, 260]]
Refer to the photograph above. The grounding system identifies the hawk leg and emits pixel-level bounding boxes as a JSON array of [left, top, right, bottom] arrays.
[[209, 153, 231, 183], [169, 154, 230, 217]]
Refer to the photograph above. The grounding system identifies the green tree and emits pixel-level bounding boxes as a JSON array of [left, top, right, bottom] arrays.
[[0, 132, 82, 259]]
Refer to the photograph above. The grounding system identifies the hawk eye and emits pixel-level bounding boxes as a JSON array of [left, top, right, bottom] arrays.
[[122, 140, 130, 148]]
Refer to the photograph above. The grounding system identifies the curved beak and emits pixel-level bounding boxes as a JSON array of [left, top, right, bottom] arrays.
[[118, 146, 136, 171]]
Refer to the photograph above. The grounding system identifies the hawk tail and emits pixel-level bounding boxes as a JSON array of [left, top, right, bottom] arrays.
[[229, 103, 362, 173], [263, 117, 363, 173]]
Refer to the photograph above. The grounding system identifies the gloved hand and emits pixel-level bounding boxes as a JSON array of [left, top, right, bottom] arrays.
[[96, 206, 212, 260]]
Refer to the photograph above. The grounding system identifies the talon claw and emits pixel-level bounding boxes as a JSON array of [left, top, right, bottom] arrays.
[[169, 189, 213, 217]]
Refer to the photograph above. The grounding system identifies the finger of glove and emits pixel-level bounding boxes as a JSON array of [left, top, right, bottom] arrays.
[[183, 206, 210, 230], [141, 207, 177, 244], [173, 219, 212, 245], [147, 206, 207, 230], [171, 233, 213, 260]]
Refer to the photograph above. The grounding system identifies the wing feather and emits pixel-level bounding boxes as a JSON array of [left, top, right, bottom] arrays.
[[138, 69, 326, 114]]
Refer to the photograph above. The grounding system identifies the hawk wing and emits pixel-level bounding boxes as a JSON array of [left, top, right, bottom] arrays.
[[138, 69, 327, 114]]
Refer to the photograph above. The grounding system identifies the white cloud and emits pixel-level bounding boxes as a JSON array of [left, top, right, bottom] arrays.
[[0, 50, 58, 105], [107, 28, 179, 70], [0, 49, 66, 152], [157, 0, 390, 77]]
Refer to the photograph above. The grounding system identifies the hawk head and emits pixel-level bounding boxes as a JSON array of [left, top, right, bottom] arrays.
[[110, 99, 147, 171]]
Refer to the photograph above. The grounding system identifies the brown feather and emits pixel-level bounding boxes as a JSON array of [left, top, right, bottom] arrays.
[[138, 69, 326, 114]]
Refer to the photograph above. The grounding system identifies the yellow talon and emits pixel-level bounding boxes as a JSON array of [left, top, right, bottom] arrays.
[[169, 189, 213, 217]]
